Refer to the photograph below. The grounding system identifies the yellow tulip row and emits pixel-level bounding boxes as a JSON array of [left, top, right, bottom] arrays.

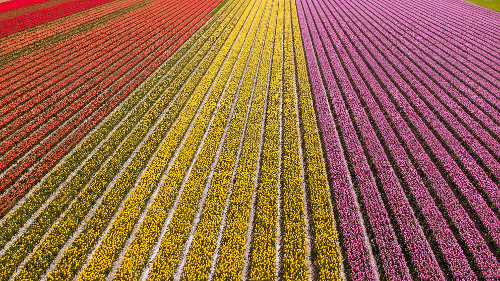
[[142, 0, 264, 279], [280, 0, 309, 279], [0, 0, 345, 278], [210, 0, 271, 277], [109, 2, 256, 280], [290, 0, 343, 278], [0, 16, 196, 252], [0, 0, 214, 251], [247, 0, 281, 278], [0, 9, 221, 280], [179, 0, 272, 278], [45, 3, 242, 280], [76, 2, 252, 280], [7, 11, 228, 279]]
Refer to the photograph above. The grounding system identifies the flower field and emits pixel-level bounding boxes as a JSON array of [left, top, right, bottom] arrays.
[[0, 0, 499, 279]]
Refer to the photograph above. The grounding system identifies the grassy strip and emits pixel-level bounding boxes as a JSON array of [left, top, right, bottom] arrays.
[[464, 0, 500, 13], [290, 0, 343, 278], [210, 0, 229, 15]]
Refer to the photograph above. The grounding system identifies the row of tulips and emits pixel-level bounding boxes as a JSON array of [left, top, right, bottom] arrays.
[[333, 0, 500, 276], [0, 0, 53, 14], [0, 4, 214, 249], [350, 0, 500, 203], [45, 10, 226, 280], [210, 0, 271, 276], [289, 0, 343, 278], [0, 0, 163, 117], [337, 0, 500, 259], [0, 0, 116, 38], [0, 0, 78, 20], [125, 1, 258, 279], [0, 0, 207, 173], [280, 0, 310, 278], [0, 0, 219, 205], [76, 2, 246, 279], [0, 10, 216, 281], [0, 0, 141, 58], [397, 0, 500, 63], [3, 12, 219, 280], [177, 0, 268, 277], [246, 0, 281, 278], [298, 0, 500, 278], [0, 0, 192, 113], [0, 17, 210, 279], [312, 0, 481, 278]]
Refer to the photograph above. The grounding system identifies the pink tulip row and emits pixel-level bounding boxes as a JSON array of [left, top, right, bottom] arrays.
[[341, 0, 500, 244], [333, 0, 500, 276], [336, 0, 500, 276], [412, 0, 500, 47], [297, 0, 500, 279], [0, 0, 115, 38]]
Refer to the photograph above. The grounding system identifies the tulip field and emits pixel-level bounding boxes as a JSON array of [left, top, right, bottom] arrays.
[[1, 0, 499, 279]]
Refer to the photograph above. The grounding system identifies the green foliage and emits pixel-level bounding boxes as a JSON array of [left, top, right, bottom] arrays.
[[465, 0, 500, 13]]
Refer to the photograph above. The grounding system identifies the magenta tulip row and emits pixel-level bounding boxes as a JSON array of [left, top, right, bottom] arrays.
[[297, 0, 500, 279]]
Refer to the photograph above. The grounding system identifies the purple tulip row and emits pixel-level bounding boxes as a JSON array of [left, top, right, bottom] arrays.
[[347, 0, 500, 220], [296, 0, 500, 279], [335, 0, 500, 275], [388, 0, 500, 81], [336, 0, 500, 253]]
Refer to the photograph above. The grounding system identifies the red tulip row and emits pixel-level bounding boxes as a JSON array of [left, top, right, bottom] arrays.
[[0, 0, 218, 196], [0, 0, 50, 14], [0, 0, 115, 38], [0, 0, 198, 146], [0, 0, 151, 107], [0, 17, 210, 216], [0, 0, 139, 58]]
